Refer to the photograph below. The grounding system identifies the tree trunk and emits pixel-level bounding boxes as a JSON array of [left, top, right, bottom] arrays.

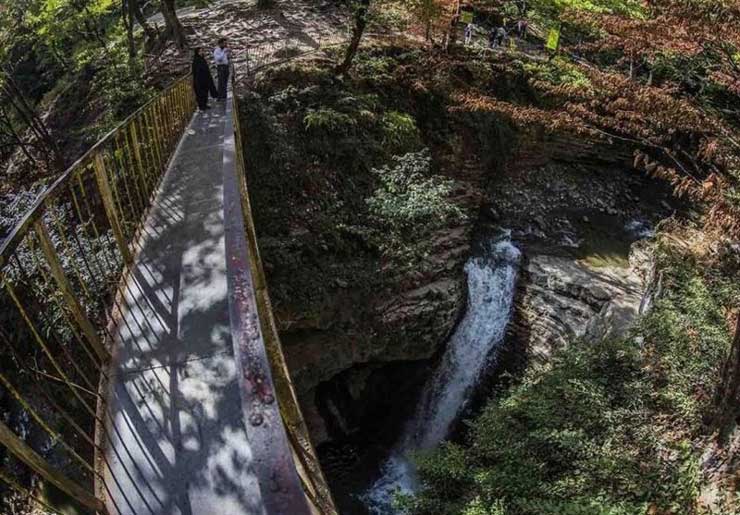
[[714, 313, 740, 436], [0, 107, 37, 165], [129, 0, 158, 46], [336, 0, 370, 75], [160, 0, 187, 49], [123, 0, 137, 58], [446, 1, 461, 50], [1, 71, 64, 170]]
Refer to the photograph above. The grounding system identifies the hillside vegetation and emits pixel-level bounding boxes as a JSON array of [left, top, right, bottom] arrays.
[[239, 0, 740, 512], [0, 0, 738, 513], [409, 232, 740, 514]]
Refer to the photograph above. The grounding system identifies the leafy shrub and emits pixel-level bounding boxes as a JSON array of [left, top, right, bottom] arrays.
[[304, 107, 358, 132], [355, 53, 395, 81], [381, 111, 421, 150], [410, 241, 739, 515], [336, 93, 383, 121], [368, 1, 413, 33], [89, 35, 154, 134], [367, 149, 465, 266], [523, 57, 592, 91]]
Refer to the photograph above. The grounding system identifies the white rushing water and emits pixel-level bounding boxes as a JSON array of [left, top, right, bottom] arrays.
[[363, 234, 521, 514]]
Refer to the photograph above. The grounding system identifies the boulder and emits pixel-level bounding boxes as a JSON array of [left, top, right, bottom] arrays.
[[513, 242, 653, 361]]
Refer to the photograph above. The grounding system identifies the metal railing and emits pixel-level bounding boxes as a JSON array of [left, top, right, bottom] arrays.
[[238, 30, 349, 80], [0, 74, 195, 513], [0, 47, 340, 514], [229, 66, 338, 515]]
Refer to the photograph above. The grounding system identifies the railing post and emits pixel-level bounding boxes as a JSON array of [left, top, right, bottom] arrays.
[[144, 111, 163, 183], [145, 109, 165, 175], [0, 420, 106, 514], [166, 90, 176, 148], [128, 120, 152, 197], [34, 220, 110, 363], [93, 153, 133, 266], [176, 82, 185, 130], [152, 98, 167, 169]]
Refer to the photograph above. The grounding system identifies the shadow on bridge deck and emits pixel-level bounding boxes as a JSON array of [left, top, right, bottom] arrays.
[[102, 99, 266, 515]]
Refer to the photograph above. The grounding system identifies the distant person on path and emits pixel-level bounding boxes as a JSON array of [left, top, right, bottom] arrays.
[[214, 38, 230, 100], [517, 19, 528, 38], [465, 23, 475, 45], [495, 25, 507, 47], [192, 48, 217, 111], [488, 27, 497, 48]]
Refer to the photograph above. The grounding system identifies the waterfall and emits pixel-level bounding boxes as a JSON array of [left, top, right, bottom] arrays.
[[363, 234, 521, 514]]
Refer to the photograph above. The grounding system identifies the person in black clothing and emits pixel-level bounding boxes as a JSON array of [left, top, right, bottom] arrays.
[[488, 27, 497, 48], [192, 47, 217, 111]]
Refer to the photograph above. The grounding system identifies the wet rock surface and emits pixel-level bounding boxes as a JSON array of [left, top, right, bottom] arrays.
[[280, 213, 475, 443], [482, 136, 679, 366], [512, 244, 651, 362]]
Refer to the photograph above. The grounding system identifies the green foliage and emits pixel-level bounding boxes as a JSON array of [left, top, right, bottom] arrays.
[[367, 149, 460, 232], [369, 0, 413, 33], [304, 108, 358, 132], [366, 149, 465, 266], [649, 51, 740, 111], [24, 0, 117, 71], [523, 57, 592, 90], [354, 52, 396, 81], [527, 0, 645, 22], [90, 37, 154, 134], [462, 498, 508, 515], [381, 111, 421, 150], [1, 0, 155, 177], [410, 243, 739, 515]]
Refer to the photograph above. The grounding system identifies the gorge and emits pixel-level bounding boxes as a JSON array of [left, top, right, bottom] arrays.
[[239, 48, 687, 512], [2, 0, 738, 511]]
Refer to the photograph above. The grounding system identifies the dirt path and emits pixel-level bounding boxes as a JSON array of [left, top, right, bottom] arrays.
[[147, 0, 350, 81]]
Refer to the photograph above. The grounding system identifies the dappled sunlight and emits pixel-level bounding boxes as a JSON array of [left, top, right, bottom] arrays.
[[148, 0, 350, 80], [102, 95, 262, 515]]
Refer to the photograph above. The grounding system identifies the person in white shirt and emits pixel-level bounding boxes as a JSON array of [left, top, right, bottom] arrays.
[[464, 23, 475, 45], [214, 38, 230, 100]]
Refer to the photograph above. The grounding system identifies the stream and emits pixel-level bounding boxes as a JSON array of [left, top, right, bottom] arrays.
[[363, 233, 521, 514]]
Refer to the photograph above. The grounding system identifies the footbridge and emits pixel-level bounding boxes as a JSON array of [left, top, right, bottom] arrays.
[[0, 65, 337, 514]]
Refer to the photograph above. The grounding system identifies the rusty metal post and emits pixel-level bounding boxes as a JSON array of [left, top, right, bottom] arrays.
[[0, 420, 105, 513], [93, 153, 133, 266], [34, 221, 109, 362]]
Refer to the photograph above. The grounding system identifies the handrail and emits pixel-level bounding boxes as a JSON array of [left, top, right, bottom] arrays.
[[0, 41, 344, 514], [229, 63, 339, 514], [0, 74, 193, 266], [0, 72, 195, 513]]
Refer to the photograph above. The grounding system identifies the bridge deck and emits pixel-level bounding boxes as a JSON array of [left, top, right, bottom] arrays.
[[102, 97, 266, 515]]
